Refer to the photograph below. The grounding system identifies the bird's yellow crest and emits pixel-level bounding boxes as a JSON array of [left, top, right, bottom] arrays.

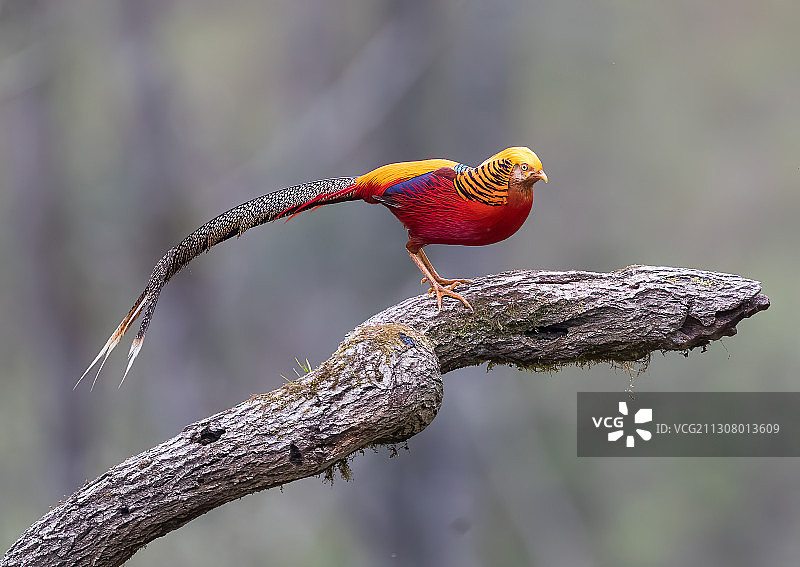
[[481, 146, 543, 173]]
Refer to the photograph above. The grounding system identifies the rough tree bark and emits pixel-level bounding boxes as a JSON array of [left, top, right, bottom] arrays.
[[2, 265, 769, 567]]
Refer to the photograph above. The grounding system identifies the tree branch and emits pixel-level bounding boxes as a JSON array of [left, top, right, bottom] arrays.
[[2, 265, 769, 567]]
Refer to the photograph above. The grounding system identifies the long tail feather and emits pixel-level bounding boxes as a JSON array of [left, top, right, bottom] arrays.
[[121, 337, 143, 388], [77, 176, 358, 388], [74, 290, 149, 390]]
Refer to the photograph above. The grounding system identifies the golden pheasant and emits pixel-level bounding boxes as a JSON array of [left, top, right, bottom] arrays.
[[78, 146, 546, 387]]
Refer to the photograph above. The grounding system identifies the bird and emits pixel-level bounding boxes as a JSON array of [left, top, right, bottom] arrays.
[[77, 146, 547, 388]]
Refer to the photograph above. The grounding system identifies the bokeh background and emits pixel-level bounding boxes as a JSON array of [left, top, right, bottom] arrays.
[[1, 0, 798, 565]]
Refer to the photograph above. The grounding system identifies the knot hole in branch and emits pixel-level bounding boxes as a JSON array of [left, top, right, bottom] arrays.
[[191, 424, 226, 445]]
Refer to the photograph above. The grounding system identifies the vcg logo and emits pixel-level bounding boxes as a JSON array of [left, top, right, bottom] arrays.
[[591, 401, 653, 447]]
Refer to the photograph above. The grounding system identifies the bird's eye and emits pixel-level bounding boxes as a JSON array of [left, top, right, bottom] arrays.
[[520, 163, 528, 171]]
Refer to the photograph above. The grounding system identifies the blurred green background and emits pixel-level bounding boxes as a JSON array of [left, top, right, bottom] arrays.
[[1, 0, 797, 565]]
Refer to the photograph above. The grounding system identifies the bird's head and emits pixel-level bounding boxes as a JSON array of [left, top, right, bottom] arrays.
[[484, 146, 548, 186]]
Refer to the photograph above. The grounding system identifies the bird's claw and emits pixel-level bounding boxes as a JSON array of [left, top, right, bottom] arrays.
[[425, 280, 473, 311]]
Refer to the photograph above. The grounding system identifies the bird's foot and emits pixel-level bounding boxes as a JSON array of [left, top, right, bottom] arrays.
[[424, 279, 474, 311], [407, 247, 473, 311]]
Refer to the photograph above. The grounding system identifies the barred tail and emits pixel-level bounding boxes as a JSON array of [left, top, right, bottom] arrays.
[[76, 176, 358, 389]]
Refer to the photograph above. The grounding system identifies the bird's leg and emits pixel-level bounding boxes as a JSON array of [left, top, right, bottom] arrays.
[[406, 243, 473, 311], [417, 249, 473, 289]]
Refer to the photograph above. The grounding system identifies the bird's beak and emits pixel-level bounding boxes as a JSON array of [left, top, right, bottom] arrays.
[[532, 170, 548, 183]]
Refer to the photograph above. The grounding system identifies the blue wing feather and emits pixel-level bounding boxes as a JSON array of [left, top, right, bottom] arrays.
[[382, 171, 439, 197]]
